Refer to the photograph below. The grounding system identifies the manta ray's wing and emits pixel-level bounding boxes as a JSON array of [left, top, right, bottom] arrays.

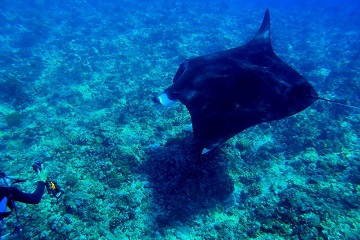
[[154, 9, 318, 154]]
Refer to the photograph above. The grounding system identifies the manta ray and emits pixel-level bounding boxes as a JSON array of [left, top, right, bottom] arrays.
[[153, 9, 320, 155]]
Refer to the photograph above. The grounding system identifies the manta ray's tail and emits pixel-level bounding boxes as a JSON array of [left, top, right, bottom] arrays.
[[317, 97, 360, 110]]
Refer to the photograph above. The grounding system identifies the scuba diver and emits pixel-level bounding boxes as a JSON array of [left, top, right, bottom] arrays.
[[0, 161, 48, 238]]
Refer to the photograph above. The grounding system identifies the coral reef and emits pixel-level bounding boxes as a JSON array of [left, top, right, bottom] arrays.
[[0, 0, 359, 239]]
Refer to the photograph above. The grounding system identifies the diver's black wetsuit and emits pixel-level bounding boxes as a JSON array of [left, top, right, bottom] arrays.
[[0, 181, 46, 238], [0, 181, 46, 205]]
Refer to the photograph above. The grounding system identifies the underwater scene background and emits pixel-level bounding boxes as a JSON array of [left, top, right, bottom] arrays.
[[0, 0, 359, 239]]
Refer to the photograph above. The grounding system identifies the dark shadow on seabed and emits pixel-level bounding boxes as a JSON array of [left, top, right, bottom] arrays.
[[140, 133, 234, 229]]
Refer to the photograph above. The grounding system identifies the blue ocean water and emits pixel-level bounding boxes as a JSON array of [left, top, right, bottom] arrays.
[[0, 0, 359, 239]]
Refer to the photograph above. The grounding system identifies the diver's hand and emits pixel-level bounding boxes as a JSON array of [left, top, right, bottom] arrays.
[[38, 165, 48, 182]]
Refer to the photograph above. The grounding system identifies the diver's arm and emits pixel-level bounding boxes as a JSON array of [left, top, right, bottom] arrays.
[[10, 181, 46, 204], [10, 168, 48, 204]]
